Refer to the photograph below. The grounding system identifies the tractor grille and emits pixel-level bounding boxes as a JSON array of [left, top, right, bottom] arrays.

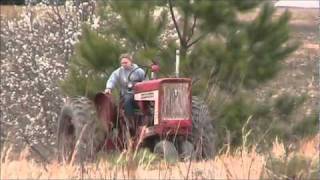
[[161, 83, 190, 120]]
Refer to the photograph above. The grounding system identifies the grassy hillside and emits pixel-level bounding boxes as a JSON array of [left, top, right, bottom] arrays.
[[257, 8, 318, 119]]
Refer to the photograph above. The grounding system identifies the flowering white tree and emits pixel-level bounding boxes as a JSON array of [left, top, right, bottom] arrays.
[[0, 1, 99, 157]]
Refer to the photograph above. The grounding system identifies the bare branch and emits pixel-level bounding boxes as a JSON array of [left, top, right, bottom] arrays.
[[168, 0, 184, 45], [51, 5, 63, 26], [46, 12, 60, 25], [187, 32, 208, 48], [187, 15, 197, 43], [181, 11, 190, 47]]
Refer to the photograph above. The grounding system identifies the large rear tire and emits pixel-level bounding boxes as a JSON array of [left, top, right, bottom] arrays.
[[57, 97, 106, 164], [191, 96, 217, 160], [57, 105, 75, 163]]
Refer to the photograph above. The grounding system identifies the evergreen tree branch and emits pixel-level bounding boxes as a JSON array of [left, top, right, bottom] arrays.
[[168, 0, 184, 45]]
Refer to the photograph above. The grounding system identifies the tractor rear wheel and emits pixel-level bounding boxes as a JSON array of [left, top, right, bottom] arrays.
[[191, 96, 217, 160], [57, 97, 106, 164], [57, 105, 75, 163]]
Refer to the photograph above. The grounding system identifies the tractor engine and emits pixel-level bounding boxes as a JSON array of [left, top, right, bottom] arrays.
[[134, 78, 192, 138]]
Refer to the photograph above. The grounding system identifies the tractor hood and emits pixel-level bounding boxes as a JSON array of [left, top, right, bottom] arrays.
[[134, 78, 191, 93]]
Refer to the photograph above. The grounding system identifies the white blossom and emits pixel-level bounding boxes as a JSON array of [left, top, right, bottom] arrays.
[[1, 2, 98, 149]]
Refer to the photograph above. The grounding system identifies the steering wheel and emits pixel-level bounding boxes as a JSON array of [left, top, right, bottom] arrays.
[[127, 66, 147, 91]]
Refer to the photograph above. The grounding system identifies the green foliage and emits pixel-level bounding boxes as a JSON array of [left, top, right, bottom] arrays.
[[110, 1, 168, 50], [134, 148, 158, 168], [292, 113, 319, 138], [215, 95, 254, 147], [60, 26, 122, 99], [265, 154, 319, 180], [59, 66, 107, 99], [201, 3, 298, 91], [274, 94, 307, 118], [230, 0, 262, 12], [192, 1, 237, 31], [213, 92, 311, 150], [73, 27, 121, 72], [100, 0, 172, 72], [250, 93, 308, 148], [244, 3, 299, 88], [254, 94, 314, 151], [167, 1, 298, 93]]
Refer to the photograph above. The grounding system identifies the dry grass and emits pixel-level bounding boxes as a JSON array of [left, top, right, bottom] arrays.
[[0, 5, 25, 19], [298, 134, 319, 159], [0, 5, 62, 20], [1, 134, 318, 179]]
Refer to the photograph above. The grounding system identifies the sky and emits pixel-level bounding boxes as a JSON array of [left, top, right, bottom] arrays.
[[275, 0, 319, 8]]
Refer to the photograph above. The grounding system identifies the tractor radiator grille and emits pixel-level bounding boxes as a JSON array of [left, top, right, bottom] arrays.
[[161, 83, 190, 120]]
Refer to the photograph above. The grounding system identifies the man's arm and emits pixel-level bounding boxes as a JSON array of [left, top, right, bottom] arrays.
[[105, 69, 119, 93]]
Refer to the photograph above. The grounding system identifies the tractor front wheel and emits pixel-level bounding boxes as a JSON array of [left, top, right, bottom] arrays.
[[179, 140, 194, 161], [154, 140, 178, 163]]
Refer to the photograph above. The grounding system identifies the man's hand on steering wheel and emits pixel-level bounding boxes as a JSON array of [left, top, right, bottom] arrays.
[[104, 88, 112, 94]]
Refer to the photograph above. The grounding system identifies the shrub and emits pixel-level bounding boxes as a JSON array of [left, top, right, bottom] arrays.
[[265, 153, 318, 180]]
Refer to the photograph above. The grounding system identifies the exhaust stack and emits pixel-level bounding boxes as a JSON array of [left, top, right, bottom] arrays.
[[175, 49, 180, 78]]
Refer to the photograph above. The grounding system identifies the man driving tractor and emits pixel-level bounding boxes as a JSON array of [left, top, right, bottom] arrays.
[[104, 53, 147, 128], [58, 51, 216, 163]]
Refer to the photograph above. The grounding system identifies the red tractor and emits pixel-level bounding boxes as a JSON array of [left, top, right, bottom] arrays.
[[57, 52, 216, 163]]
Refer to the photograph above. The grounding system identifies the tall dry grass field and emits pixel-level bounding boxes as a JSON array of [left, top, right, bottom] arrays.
[[0, 5, 51, 20], [1, 134, 318, 179], [0, 5, 24, 19]]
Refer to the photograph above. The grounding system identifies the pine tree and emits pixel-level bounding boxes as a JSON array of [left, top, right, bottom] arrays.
[[166, 0, 298, 94], [60, 26, 122, 99]]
